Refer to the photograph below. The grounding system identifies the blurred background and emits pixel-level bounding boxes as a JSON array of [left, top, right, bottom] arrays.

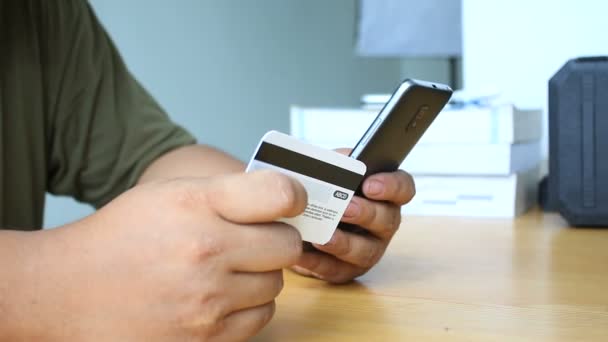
[[44, 0, 608, 227]]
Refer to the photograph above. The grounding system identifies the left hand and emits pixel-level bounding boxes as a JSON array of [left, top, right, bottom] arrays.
[[291, 150, 416, 283]]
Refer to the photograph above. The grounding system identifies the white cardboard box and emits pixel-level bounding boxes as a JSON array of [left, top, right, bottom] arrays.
[[405, 167, 539, 218]]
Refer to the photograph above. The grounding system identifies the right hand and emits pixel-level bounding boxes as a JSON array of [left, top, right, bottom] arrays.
[[35, 170, 306, 341]]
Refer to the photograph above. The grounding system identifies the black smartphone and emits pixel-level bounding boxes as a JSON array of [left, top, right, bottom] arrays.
[[340, 78, 452, 234], [351, 78, 453, 180]]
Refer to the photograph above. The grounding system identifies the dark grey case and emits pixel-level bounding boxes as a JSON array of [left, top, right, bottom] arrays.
[[545, 57, 608, 226]]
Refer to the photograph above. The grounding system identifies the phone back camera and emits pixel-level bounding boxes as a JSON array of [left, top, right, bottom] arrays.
[[406, 105, 429, 131]]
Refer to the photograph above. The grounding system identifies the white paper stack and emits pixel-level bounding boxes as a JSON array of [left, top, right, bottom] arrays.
[[290, 102, 543, 218]]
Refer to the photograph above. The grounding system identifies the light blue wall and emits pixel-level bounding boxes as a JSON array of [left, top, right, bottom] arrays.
[[401, 58, 461, 88], [44, 0, 404, 227]]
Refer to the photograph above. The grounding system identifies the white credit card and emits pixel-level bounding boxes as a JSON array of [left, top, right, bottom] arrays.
[[246, 131, 366, 244]]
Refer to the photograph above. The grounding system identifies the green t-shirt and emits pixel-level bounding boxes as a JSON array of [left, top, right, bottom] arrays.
[[0, 1, 196, 230]]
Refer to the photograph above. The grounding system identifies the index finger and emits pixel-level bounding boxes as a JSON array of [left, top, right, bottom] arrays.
[[203, 170, 308, 223], [333, 148, 352, 156], [225, 221, 302, 272], [362, 170, 416, 205]]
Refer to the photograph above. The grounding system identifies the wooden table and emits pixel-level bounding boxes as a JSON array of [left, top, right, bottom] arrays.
[[252, 209, 608, 341]]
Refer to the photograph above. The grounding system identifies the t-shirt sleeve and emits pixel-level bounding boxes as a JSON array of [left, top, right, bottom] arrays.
[[41, 0, 196, 208]]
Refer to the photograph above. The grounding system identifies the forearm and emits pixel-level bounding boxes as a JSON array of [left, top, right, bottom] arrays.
[[0, 222, 113, 341], [0, 229, 54, 340], [138, 144, 245, 184]]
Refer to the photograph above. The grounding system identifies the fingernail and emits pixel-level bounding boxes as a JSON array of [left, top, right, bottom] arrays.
[[292, 265, 324, 280], [366, 179, 384, 196], [343, 201, 360, 218], [316, 234, 336, 247], [311, 272, 325, 280], [291, 265, 313, 276]]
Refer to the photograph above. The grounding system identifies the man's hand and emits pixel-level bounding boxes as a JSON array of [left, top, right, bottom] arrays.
[[13, 170, 305, 341], [291, 157, 415, 284]]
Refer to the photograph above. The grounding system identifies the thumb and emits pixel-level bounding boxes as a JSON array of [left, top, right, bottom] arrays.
[[333, 148, 352, 156], [205, 170, 308, 223]]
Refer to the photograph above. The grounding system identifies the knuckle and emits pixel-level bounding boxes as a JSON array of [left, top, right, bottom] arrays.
[[361, 245, 382, 269], [251, 169, 276, 191], [259, 301, 276, 327], [404, 172, 416, 203], [326, 269, 353, 284], [273, 173, 304, 216], [321, 264, 342, 282], [190, 234, 225, 262], [331, 233, 352, 257], [380, 208, 402, 237], [276, 176, 297, 211], [304, 252, 323, 272], [269, 270, 285, 297], [248, 301, 276, 336], [197, 293, 228, 333], [350, 267, 370, 281], [282, 225, 303, 264], [205, 321, 226, 339], [171, 180, 207, 212], [205, 318, 226, 339], [391, 210, 403, 233], [363, 202, 378, 227]]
